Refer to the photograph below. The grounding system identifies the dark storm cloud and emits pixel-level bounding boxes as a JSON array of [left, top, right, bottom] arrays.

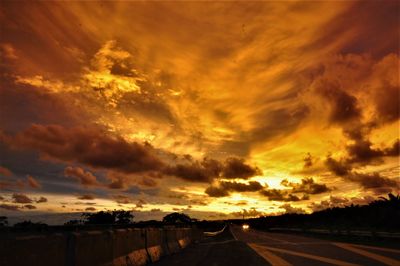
[[0, 82, 84, 133], [205, 181, 264, 197], [204, 186, 230, 198], [325, 156, 400, 193], [222, 157, 262, 179], [64, 166, 99, 187], [113, 194, 133, 204], [164, 158, 221, 183], [4, 124, 165, 173], [303, 153, 313, 168], [0, 204, 20, 211], [36, 197, 47, 203], [27, 175, 41, 189], [281, 178, 331, 194], [205, 180, 265, 198], [325, 156, 351, 176], [384, 139, 400, 156], [314, 79, 361, 124], [221, 180, 264, 192], [77, 194, 96, 200], [117, 91, 177, 124], [12, 193, 33, 203], [260, 189, 309, 202], [347, 172, 399, 192], [138, 177, 157, 187], [0, 166, 13, 176], [165, 157, 261, 183], [230, 208, 265, 218], [307, 1, 399, 58], [280, 203, 306, 214]]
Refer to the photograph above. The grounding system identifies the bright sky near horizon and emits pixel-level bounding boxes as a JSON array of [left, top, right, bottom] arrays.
[[0, 1, 399, 223]]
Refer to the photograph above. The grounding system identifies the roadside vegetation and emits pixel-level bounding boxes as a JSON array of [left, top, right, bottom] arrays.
[[233, 193, 400, 232]]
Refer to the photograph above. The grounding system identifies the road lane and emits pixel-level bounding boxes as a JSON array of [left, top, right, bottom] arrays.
[[152, 225, 400, 266], [231, 225, 400, 266], [152, 225, 269, 266]]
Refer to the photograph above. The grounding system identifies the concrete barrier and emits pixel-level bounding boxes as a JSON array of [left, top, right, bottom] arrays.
[[145, 228, 167, 262], [112, 228, 149, 266], [164, 228, 181, 254], [175, 228, 191, 249], [72, 230, 114, 266], [0, 234, 67, 266], [0, 226, 202, 266]]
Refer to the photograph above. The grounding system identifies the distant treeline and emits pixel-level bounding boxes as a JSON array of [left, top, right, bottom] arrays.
[[0, 211, 224, 233], [231, 193, 400, 232]]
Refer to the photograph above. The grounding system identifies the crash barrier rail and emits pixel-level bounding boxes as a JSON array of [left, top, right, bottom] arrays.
[[203, 224, 227, 236], [268, 227, 400, 239], [0, 227, 203, 266]]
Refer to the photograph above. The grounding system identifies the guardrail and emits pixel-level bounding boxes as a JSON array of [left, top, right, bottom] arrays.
[[0, 227, 203, 266], [268, 227, 400, 239], [203, 224, 227, 237]]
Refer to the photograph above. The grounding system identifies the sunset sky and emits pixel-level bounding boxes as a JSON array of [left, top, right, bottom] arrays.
[[0, 1, 399, 224]]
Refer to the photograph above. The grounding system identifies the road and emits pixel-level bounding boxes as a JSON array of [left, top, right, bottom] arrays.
[[153, 225, 400, 266]]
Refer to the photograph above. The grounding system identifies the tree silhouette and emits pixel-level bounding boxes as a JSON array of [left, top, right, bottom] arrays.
[[82, 210, 134, 225], [242, 193, 400, 231], [0, 216, 8, 227], [163, 212, 192, 224], [14, 220, 48, 229]]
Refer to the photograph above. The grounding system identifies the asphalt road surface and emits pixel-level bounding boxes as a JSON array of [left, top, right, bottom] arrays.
[[153, 225, 400, 266]]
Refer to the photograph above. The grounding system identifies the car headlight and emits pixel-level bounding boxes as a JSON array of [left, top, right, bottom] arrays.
[[242, 224, 249, 230]]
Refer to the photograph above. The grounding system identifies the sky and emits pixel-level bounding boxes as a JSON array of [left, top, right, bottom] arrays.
[[0, 1, 399, 224]]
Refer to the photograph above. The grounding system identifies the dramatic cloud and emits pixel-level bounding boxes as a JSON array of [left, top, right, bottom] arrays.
[[0, 166, 13, 177], [205, 181, 264, 198], [0, 1, 398, 219], [347, 172, 399, 193], [165, 157, 260, 183], [260, 189, 309, 202], [281, 178, 331, 195], [0, 204, 20, 211], [5, 124, 165, 174], [135, 199, 146, 209], [164, 158, 222, 183], [280, 204, 306, 214], [64, 166, 99, 187], [24, 204, 36, 210], [303, 153, 313, 168], [230, 208, 265, 218], [12, 193, 33, 204], [222, 158, 262, 179], [27, 175, 41, 189], [325, 155, 399, 193], [36, 197, 47, 203], [113, 195, 133, 204], [204, 186, 230, 198], [309, 195, 375, 212], [77, 194, 96, 200]]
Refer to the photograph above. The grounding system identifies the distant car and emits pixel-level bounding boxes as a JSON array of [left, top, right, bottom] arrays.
[[242, 224, 249, 230]]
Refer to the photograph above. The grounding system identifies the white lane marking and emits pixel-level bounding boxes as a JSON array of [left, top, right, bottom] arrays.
[[251, 231, 293, 244], [334, 242, 400, 266], [229, 225, 238, 240], [262, 246, 360, 266], [248, 243, 292, 266], [348, 243, 400, 254], [204, 224, 227, 236], [199, 239, 236, 245]]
